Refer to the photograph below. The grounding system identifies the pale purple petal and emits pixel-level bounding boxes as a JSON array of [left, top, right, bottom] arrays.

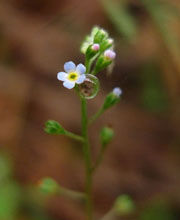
[[76, 64, 86, 75], [76, 74, 86, 84], [92, 44, 100, 51], [63, 80, 75, 89], [104, 50, 116, 60], [64, 61, 76, 73], [113, 87, 122, 97], [57, 72, 67, 81]]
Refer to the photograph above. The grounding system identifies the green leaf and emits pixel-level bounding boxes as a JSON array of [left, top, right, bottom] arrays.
[[44, 120, 65, 135]]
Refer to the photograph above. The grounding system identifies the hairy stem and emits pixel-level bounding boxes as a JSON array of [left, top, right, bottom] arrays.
[[85, 57, 92, 73], [101, 208, 115, 220], [89, 108, 104, 125], [81, 97, 93, 220], [65, 131, 84, 142], [92, 145, 105, 173], [59, 186, 85, 201]]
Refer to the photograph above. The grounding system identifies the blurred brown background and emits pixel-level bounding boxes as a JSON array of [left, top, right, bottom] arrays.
[[0, 0, 180, 219]]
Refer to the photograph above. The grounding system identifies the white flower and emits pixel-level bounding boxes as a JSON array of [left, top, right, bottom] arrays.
[[104, 49, 116, 60], [113, 87, 122, 97], [57, 61, 86, 89]]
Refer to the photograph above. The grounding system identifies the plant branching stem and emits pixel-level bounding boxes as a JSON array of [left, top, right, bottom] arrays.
[[89, 108, 104, 125], [85, 58, 92, 73], [65, 131, 84, 142], [92, 145, 106, 173], [100, 208, 115, 220], [81, 97, 93, 220], [59, 186, 85, 201]]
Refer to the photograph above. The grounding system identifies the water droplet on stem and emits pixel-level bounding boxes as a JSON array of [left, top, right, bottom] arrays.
[[78, 74, 99, 99]]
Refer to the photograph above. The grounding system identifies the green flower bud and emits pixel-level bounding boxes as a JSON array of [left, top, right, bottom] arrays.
[[94, 28, 108, 44], [80, 26, 111, 55], [103, 88, 122, 110], [38, 177, 59, 194], [93, 55, 112, 74], [80, 26, 100, 54], [85, 44, 99, 60], [99, 39, 113, 52], [100, 127, 114, 147], [44, 120, 65, 134], [114, 194, 135, 215]]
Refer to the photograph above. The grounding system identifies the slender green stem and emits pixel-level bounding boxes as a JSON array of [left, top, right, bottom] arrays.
[[91, 69, 96, 75], [85, 57, 92, 73], [92, 145, 105, 173], [59, 186, 85, 201], [100, 208, 115, 220], [65, 131, 84, 142], [81, 97, 93, 220], [89, 107, 104, 125]]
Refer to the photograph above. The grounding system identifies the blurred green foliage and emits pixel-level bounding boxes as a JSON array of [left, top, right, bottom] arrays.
[[0, 153, 53, 220], [114, 194, 135, 216], [140, 201, 176, 220], [141, 0, 180, 73], [140, 63, 169, 113], [101, 0, 137, 42], [0, 154, 21, 220]]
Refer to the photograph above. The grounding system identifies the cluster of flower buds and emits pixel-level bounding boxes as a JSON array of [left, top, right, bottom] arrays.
[[81, 26, 116, 74]]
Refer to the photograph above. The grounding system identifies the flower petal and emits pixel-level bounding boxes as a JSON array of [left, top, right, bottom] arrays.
[[64, 61, 76, 73], [57, 72, 67, 81], [63, 80, 75, 89], [76, 74, 86, 84], [76, 64, 86, 75], [113, 87, 122, 97]]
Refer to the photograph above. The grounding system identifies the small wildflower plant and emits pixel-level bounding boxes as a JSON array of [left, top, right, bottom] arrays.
[[39, 27, 134, 220]]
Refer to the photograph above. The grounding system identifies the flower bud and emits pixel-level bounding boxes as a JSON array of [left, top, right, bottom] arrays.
[[113, 87, 122, 97], [100, 127, 114, 147], [44, 120, 65, 135], [114, 195, 135, 215], [38, 177, 59, 194], [92, 43, 100, 51], [103, 87, 122, 110], [94, 28, 108, 44], [104, 49, 116, 60], [108, 38, 114, 44]]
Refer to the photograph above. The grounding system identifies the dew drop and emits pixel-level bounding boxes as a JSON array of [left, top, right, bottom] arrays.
[[78, 74, 99, 99]]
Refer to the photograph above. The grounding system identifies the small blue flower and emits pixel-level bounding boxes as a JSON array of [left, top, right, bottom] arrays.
[[57, 61, 86, 89], [113, 87, 122, 97]]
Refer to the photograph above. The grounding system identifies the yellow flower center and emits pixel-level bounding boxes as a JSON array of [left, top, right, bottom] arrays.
[[68, 72, 79, 81]]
